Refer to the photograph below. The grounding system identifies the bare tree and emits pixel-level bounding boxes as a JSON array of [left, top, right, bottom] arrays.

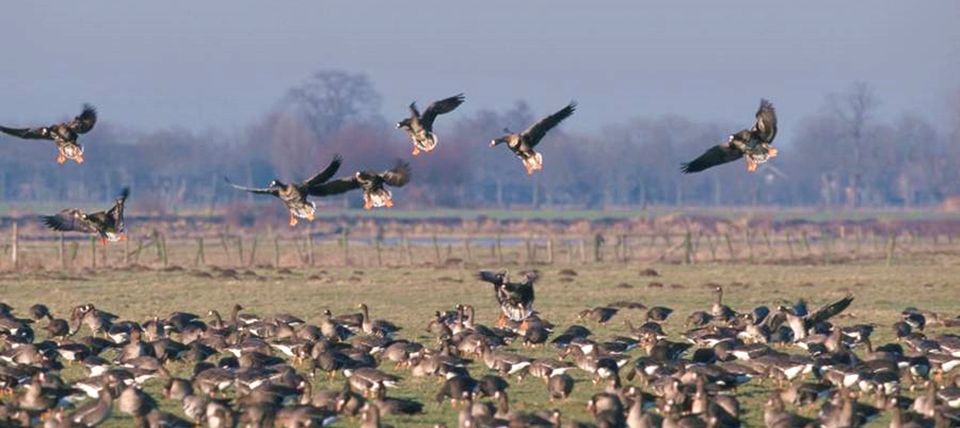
[[827, 82, 881, 207], [285, 70, 382, 139]]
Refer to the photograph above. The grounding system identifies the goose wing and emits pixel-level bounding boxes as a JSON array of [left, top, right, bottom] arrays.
[[380, 160, 411, 187], [42, 209, 99, 233], [302, 154, 343, 191], [420, 93, 465, 130], [751, 99, 777, 144], [680, 141, 743, 174], [224, 177, 279, 196], [67, 104, 98, 134], [0, 125, 51, 140], [807, 295, 854, 326], [105, 187, 130, 230], [308, 176, 361, 196], [520, 102, 576, 148]]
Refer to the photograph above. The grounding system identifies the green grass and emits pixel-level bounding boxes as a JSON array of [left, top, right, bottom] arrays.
[[1, 247, 959, 427]]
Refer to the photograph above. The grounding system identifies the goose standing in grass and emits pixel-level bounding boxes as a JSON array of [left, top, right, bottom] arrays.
[[225, 154, 345, 226], [681, 99, 778, 173], [396, 93, 465, 156], [41, 187, 130, 246], [490, 101, 576, 175], [0, 103, 97, 165]]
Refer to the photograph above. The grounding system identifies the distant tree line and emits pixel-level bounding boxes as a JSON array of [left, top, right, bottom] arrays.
[[2, 70, 958, 212]]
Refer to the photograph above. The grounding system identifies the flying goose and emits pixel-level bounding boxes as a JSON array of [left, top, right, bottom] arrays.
[[41, 187, 130, 245], [225, 154, 344, 226], [490, 101, 576, 175], [681, 99, 778, 173], [0, 103, 97, 164], [396, 93, 465, 156], [313, 159, 411, 210]]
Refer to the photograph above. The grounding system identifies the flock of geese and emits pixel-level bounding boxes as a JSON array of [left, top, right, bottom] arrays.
[[1, 271, 959, 427], [3, 96, 778, 241]]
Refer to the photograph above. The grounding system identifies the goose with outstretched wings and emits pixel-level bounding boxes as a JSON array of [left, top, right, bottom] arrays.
[[311, 159, 411, 210], [0, 104, 97, 165], [42, 187, 129, 245], [477, 270, 538, 326], [225, 154, 346, 226], [491, 102, 576, 176], [681, 99, 778, 174], [397, 93, 465, 156]]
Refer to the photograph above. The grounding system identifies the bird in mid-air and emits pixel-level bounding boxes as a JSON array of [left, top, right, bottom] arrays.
[[396, 93, 465, 156], [476, 269, 538, 326], [0, 104, 97, 165], [313, 159, 411, 210], [490, 101, 576, 176], [42, 187, 129, 245], [681, 99, 778, 174], [225, 154, 346, 226]]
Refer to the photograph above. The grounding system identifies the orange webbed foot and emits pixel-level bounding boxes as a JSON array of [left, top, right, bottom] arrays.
[[412, 147, 421, 156], [289, 215, 298, 226], [767, 147, 779, 158], [57, 153, 66, 164], [75, 155, 84, 164]]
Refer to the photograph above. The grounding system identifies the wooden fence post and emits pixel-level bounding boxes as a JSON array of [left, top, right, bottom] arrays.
[[433, 234, 442, 265], [683, 232, 694, 265], [90, 236, 97, 269], [195, 237, 206, 266], [123, 234, 130, 266], [10, 221, 18, 270], [60, 232, 67, 269], [886, 233, 896, 266], [724, 233, 735, 262], [547, 238, 554, 265], [464, 237, 473, 263], [340, 228, 349, 266], [306, 226, 315, 266], [248, 235, 259, 267]]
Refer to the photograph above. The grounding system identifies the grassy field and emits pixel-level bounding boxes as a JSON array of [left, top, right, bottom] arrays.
[[1, 238, 959, 427]]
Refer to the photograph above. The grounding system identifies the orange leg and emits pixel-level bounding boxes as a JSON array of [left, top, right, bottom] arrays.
[[100, 237, 108, 246], [384, 198, 394, 208], [119, 234, 127, 242], [766, 146, 779, 158], [745, 157, 758, 173], [523, 161, 534, 176], [75, 154, 84, 164], [411, 146, 421, 156], [57, 152, 66, 164], [497, 314, 508, 327], [363, 199, 373, 210], [289, 215, 299, 226]]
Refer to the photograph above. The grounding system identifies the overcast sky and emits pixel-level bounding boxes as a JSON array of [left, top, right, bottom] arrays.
[[1, 1, 957, 144]]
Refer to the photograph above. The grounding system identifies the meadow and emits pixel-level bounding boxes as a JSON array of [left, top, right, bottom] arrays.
[[1, 211, 959, 427]]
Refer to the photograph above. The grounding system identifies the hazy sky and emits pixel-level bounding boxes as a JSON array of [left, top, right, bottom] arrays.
[[1, 1, 957, 144]]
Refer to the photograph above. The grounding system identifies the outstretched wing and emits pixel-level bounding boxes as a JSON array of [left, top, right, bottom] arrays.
[[41, 209, 98, 233], [381, 160, 411, 187], [521, 101, 576, 148], [420, 93, 465, 130], [807, 295, 853, 326], [680, 142, 743, 174], [302, 154, 343, 191], [0, 125, 51, 140], [752, 99, 777, 144], [67, 104, 97, 134], [309, 176, 362, 196], [477, 270, 506, 286], [224, 177, 279, 196], [106, 187, 130, 230]]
